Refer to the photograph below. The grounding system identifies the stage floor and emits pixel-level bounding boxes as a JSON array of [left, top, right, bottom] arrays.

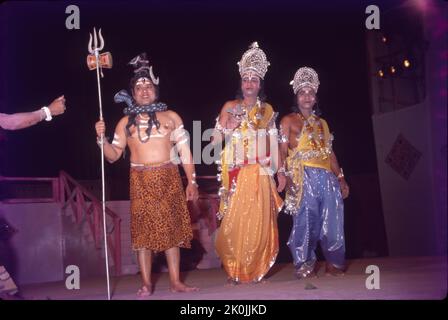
[[19, 256, 446, 300]]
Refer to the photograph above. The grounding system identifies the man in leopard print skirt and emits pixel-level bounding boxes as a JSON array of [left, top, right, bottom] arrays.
[[95, 53, 199, 297]]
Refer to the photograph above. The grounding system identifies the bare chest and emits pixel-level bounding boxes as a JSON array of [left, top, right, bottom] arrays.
[[127, 114, 175, 144]]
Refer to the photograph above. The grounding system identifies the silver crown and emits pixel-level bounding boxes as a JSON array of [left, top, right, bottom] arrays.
[[290, 67, 320, 94], [237, 42, 270, 80]]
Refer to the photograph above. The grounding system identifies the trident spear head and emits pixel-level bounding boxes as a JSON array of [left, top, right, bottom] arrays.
[[86, 27, 112, 118], [88, 27, 105, 54], [87, 27, 112, 71]]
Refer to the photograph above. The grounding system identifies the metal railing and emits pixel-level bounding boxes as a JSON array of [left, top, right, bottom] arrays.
[[0, 173, 222, 277], [59, 171, 122, 276]]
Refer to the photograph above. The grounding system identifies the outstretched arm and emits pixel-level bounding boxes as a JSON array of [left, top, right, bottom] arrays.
[[0, 95, 66, 130], [0, 110, 45, 130]]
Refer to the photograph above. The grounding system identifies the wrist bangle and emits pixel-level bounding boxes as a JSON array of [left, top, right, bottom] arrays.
[[190, 173, 198, 186], [215, 121, 234, 135], [97, 136, 104, 146], [41, 106, 52, 121], [337, 168, 344, 179]]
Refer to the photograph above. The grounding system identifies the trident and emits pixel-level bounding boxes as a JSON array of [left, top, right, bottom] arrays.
[[87, 27, 113, 300]]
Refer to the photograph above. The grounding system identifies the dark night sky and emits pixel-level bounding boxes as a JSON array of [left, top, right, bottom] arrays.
[[1, 0, 401, 183]]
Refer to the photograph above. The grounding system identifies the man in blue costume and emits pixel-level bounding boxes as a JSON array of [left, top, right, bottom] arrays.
[[277, 67, 349, 278]]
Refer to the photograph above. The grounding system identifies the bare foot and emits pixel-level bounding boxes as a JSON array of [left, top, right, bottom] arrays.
[[224, 278, 240, 287], [137, 285, 153, 298], [253, 278, 269, 285], [170, 281, 199, 293]]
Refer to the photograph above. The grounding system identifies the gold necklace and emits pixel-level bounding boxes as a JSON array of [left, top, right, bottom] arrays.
[[298, 113, 326, 151], [241, 98, 262, 129]]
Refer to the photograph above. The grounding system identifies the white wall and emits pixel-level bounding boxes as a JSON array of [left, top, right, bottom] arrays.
[[372, 104, 437, 256]]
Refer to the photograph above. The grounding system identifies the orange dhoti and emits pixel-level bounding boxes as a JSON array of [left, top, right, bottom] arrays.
[[215, 164, 283, 283]]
